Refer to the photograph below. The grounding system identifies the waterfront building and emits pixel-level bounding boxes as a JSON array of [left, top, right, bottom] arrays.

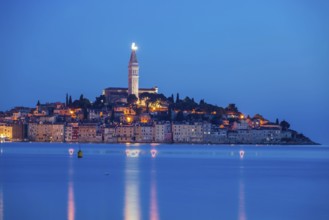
[[104, 126, 117, 143], [65, 123, 79, 142], [204, 126, 228, 144], [172, 122, 210, 143], [0, 123, 13, 141], [28, 123, 64, 142], [11, 123, 25, 141], [116, 125, 135, 143], [135, 125, 154, 142], [154, 121, 172, 142], [78, 123, 102, 142]]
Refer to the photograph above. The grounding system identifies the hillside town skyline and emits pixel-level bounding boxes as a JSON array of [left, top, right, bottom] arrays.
[[0, 43, 316, 145]]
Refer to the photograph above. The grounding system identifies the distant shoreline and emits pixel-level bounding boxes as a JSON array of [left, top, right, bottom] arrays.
[[2, 140, 320, 146]]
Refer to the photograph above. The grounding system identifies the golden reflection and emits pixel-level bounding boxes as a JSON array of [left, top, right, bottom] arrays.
[[150, 162, 159, 220], [124, 158, 141, 220], [67, 159, 75, 220], [238, 168, 247, 220], [0, 185, 3, 220]]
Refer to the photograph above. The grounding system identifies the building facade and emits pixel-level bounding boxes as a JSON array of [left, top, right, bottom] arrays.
[[28, 123, 64, 142]]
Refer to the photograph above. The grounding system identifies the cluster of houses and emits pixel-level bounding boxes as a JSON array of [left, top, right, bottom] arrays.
[[0, 101, 294, 144]]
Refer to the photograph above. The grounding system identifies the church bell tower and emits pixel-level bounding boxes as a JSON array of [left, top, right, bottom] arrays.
[[128, 42, 139, 98]]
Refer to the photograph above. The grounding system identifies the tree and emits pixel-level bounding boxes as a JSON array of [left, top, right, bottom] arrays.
[[176, 110, 184, 121], [65, 93, 68, 106], [225, 104, 238, 113], [276, 118, 279, 125], [253, 114, 265, 120], [110, 111, 115, 122], [127, 94, 138, 105], [167, 95, 174, 104], [176, 93, 180, 104], [83, 108, 88, 120], [168, 106, 173, 121], [93, 95, 106, 109], [69, 96, 72, 106], [280, 120, 290, 130]]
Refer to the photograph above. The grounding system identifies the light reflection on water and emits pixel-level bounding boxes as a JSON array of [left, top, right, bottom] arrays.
[[0, 143, 328, 220], [123, 151, 160, 220], [150, 161, 159, 220], [0, 184, 3, 220], [124, 157, 141, 220], [238, 170, 246, 220], [67, 159, 75, 220]]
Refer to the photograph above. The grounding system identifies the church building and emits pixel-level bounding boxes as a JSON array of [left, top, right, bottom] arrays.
[[103, 43, 158, 103]]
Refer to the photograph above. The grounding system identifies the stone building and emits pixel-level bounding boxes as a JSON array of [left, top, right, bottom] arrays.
[[172, 122, 210, 143], [115, 125, 135, 143], [154, 121, 172, 143], [28, 123, 64, 142], [103, 43, 158, 104], [135, 125, 154, 142], [78, 123, 102, 143]]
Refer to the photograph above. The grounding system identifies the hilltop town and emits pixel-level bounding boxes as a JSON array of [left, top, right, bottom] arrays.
[[0, 43, 316, 145]]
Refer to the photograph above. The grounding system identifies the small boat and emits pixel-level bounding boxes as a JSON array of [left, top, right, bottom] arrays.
[[77, 149, 83, 158]]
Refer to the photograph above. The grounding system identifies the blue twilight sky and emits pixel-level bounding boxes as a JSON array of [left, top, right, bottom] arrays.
[[0, 0, 328, 143]]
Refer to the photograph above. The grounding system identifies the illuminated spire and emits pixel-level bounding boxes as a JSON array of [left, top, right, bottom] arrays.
[[128, 42, 139, 98], [129, 42, 138, 64]]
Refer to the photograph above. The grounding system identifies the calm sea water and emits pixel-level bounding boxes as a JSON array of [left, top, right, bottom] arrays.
[[0, 143, 329, 220]]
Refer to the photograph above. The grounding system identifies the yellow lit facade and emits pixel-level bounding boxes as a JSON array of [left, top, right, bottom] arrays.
[[0, 125, 13, 140]]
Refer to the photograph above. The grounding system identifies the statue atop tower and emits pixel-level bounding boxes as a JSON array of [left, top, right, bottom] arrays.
[[128, 42, 139, 98]]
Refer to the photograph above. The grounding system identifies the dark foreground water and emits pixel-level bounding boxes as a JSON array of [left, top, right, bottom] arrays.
[[0, 143, 329, 220]]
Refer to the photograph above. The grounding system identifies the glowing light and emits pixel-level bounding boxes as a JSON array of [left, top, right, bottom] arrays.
[[131, 42, 138, 51], [239, 150, 245, 159], [238, 181, 246, 220], [126, 149, 140, 157], [240, 114, 245, 119], [150, 149, 157, 158], [127, 116, 132, 123], [68, 148, 74, 156], [124, 157, 141, 220], [150, 166, 159, 220]]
